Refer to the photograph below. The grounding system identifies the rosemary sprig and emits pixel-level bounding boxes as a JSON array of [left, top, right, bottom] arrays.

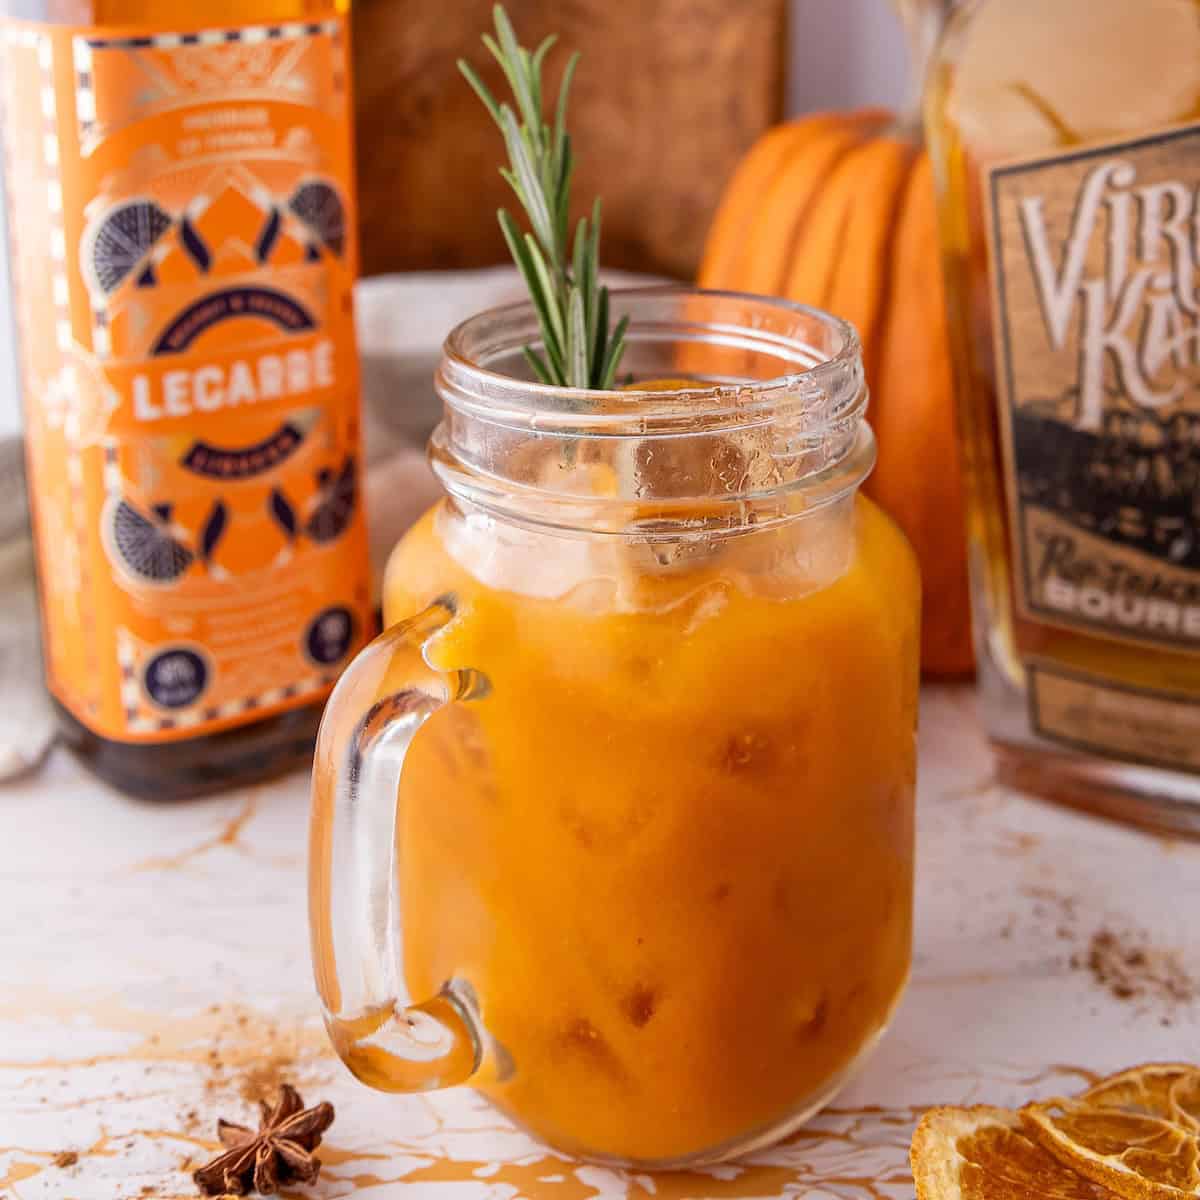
[[458, 6, 628, 390]]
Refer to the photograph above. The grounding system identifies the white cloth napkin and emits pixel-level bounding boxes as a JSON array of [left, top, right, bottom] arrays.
[[0, 437, 53, 778], [0, 268, 657, 782]]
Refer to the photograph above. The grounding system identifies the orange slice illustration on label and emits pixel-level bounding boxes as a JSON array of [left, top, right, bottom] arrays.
[[102, 496, 231, 586], [103, 498, 195, 586], [288, 179, 346, 257], [304, 455, 356, 543], [84, 198, 173, 297]]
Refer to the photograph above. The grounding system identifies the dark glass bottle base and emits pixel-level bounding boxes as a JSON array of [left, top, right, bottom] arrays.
[[54, 698, 322, 801]]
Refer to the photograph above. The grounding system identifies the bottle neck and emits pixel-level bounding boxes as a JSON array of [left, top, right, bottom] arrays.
[[891, 0, 954, 127]]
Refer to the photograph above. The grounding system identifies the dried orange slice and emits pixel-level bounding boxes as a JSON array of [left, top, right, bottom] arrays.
[[1173, 1075, 1200, 1134], [1022, 1065, 1200, 1200], [912, 1105, 1120, 1199], [1081, 1065, 1200, 1133]]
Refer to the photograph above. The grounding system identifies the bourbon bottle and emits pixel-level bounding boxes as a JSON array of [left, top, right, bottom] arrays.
[[0, 0, 370, 798], [926, 0, 1200, 833]]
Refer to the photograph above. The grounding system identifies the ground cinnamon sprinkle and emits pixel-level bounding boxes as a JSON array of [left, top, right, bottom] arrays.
[[237, 1050, 297, 1104], [1073, 928, 1195, 1006], [199, 1007, 305, 1099]]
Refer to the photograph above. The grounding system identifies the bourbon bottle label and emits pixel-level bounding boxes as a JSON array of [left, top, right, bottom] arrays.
[[1029, 662, 1200, 773], [986, 122, 1200, 654], [0, 16, 370, 741]]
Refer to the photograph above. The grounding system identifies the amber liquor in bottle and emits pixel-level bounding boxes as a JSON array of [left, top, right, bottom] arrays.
[[926, 0, 1200, 833]]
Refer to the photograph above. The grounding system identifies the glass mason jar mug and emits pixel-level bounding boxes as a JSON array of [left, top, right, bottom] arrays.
[[308, 289, 920, 1167]]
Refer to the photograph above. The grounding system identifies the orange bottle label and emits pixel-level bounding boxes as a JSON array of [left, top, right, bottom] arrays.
[[0, 15, 371, 742]]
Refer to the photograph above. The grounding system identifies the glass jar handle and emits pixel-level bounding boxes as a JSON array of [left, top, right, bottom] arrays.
[[309, 595, 488, 1093]]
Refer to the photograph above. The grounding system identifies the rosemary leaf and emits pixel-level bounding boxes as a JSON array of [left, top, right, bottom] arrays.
[[485, 21, 538, 136], [599, 313, 630, 390], [585, 199, 601, 365], [481, 33, 522, 119], [498, 210, 565, 378], [589, 196, 603, 265], [525, 233, 565, 349], [568, 288, 588, 389], [500, 106, 556, 255], [457, 59, 504, 127], [591, 285, 610, 390], [499, 16, 547, 154], [522, 345, 556, 385], [461, 6, 626, 389], [572, 216, 588, 315], [555, 137, 574, 258], [542, 330, 567, 382], [532, 33, 557, 80], [554, 51, 579, 164]]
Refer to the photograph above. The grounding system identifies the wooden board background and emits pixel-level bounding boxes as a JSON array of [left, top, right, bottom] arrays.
[[352, 0, 787, 280]]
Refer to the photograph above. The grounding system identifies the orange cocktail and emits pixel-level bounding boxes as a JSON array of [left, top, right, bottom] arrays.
[[310, 289, 919, 1167]]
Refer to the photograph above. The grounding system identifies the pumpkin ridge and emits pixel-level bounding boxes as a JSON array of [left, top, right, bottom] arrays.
[[737, 114, 856, 297], [779, 138, 873, 310], [834, 134, 921, 390], [740, 110, 891, 298], [868, 154, 972, 674], [696, 100, 975, 675], [785, 133, 917, 332], [698, 120, 814, 289]]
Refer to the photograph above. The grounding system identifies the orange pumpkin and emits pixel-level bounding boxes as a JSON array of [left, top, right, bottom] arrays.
[[698, 111, 973, 677]]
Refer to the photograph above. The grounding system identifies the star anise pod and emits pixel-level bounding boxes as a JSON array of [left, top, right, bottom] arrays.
[[193, 1084, 335, 1197]]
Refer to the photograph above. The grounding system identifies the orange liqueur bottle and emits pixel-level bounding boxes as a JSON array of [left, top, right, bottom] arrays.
[[0, 0, 370, 797], [927, 0, 1200, 833]]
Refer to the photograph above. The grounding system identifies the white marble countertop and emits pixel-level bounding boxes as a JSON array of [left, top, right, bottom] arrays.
[[2, 686, 1198, 1200]]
